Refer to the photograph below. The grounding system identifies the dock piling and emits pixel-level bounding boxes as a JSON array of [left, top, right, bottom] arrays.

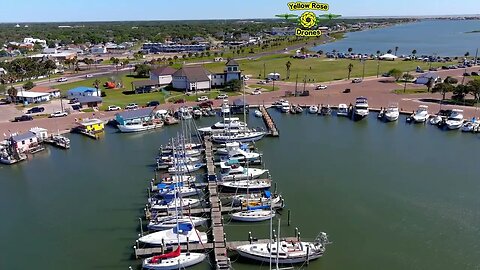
[[287, 210, 291, 226]]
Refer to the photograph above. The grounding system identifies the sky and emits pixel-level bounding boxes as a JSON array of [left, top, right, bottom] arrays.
[[1, 0, 479, 23]]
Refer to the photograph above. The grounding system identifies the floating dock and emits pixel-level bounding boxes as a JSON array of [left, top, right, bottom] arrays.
[[259, 106, 279, 137]]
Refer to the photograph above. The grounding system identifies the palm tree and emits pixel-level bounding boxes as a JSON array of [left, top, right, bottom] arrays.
[[348, 47, 353, 53], [432, 82, 454, 100], [387, 49, 393, 54], [426, 77, 435, 92], [285, 61, 292, 79], [412, 49, 417, 56], [394, 46, 399, 56], [93, 79, 101, 97], [347, 63, 354, 80], [465, 52, 470, 57]]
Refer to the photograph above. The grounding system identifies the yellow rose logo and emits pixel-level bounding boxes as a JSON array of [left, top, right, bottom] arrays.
[[300, 11, 317, 28]]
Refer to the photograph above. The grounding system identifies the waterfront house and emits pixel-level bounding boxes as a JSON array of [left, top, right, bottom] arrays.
[[67, 86, 101, 98], [29, 127, 48, 141], [149, 66, 177, 85], [75, 118, 105, 139], [30, 86, 61, 98], [14, 91, 51, 104], [10, 131, 38, 153]]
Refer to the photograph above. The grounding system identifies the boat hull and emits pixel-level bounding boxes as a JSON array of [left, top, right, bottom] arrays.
[[118, 122, 163, 133], [143, 253, 206, 270]]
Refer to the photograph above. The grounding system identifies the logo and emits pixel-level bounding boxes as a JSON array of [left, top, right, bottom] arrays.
[[276, 1, 341, 37]]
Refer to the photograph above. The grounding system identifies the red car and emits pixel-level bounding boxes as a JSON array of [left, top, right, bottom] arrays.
[[199, 101, 213, 108]]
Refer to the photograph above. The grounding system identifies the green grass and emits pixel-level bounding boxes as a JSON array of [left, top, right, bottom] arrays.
[[249, 84, 275, 91], [204, 54, 456, 83], [392, 88, 428, 94]]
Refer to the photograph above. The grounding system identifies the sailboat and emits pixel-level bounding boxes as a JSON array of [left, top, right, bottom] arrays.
[[147, 215, 207, 231], [142, 246, 206, 270]]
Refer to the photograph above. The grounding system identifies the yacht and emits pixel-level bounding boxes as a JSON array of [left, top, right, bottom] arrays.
[[142, 248, 206, 270], [280, 100, 290, 113], [219, 146, 262, 164], [383, 103, 399, 122], [138, 223, 208, 246], [150, 197, 200, 211], [461, 118, 480, 132], [198, 117, 247, 134], [212, 130, 266, 143], [412, 105, 429, 123], [230, 209, 276, 222], [319, 104, 332, 115], [236, 233, 329, 264], [221, 100, 230, 115], [219, 179, 271, 191], [353, 97, 369, 120], [147, 216, 207, 231], [178, 107, 192, 120], [273, 99, 287, 109], [220, 160, 268, 181], [308, 105, 318, 114], [337, 103, 349, 117], [445, 109, 464, 130]]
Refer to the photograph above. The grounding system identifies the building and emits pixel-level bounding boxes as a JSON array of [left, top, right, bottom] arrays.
[[67, 86, 101, 98], [14, 91, 51, 104], [91, 45, 107, 54], [379, 53, 398, 61], [30, 86, 61, 98], [415, 72, 440, 85], [23, 37, 47, 48], [172, 66, 212, 92], [150, 66, 177, 85], [76, 96, 103, 108], [115, 108, 156, 126], [76, 118, 105, 137], [211, 59, 242, 87], [29, 127, 48, 141], [10, 131, 38, 153], [132, 80, 159, 94], [29, 51, 77, 61], [271, 27, 295, 36], [142, 43, 207, 53]]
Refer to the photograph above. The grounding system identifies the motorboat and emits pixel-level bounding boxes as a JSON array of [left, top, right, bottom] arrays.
[[198, 117, 247, 134], [273, 99, 287, 109], [192, 109, 202, 118], [337, 103, 349, 117], [412, 105, 429, 123], [178, 107, 192, 120], [353, 97, 369, 120], [429, 114, 443, 125], [220, 160, 268, 181], [143, 247, 206, 270], [383, 103, 399, 122], [219, 146, 262, 164], [308, 105, 319, 114], [236, 233, 329, 264], [142, 247, 206, 270], [461, 118, 480, 132], [212, 131, 266, 143], [138, 223, 208, 246], [44, 134, 71, 149], [219, 179, 271, 191], [445, 109, 464, 130], [167, 163, 205, 174], [147, 216, 207, 231], [221, 100, 230, 115], [254, 110, 262, 117], [230, 209, 276, 222], [280, 100, 290, 113], [150, 197, 200, 211], [290, 105, 303, 114], [215, 142, 244, 155], [117, 119, 164, 133], [319, 104, 332, 115]]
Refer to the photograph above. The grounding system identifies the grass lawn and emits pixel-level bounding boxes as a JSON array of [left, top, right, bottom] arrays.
[[204, 54, 456, 83], [249, 84, 276, 91], [392, 88, 428, 94]]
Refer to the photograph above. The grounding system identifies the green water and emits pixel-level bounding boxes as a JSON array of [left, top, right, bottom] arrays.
[[1, 111, 479, 270]]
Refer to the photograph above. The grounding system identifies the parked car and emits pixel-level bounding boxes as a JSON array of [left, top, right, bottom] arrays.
[[471, 72, 479, 76], [106, 105, 121, 111], [315, 85, 327, 90], [257, 80, 266, 85], [463, 72, 471, 77], [125, 103, 138, 110], [57, 77, 68, 82], [429, 67, 438, 71], [216, 94, 228, 99], [199, 101, 214, 108], [382, 72, 391, 77], [26, 107, 45, 114], [13, 115, 33, 122], [85, 74, 93, 78], [50, 111, 68, 118], [197, 96, 209, 102], [352, 78, 362, 83], [146, 101, 160, 107], [251, 89, 262, 95], [343, 88, 351, 93]]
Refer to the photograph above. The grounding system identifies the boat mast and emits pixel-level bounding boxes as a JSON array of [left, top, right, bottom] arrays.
[[276, 218, 280, 270], [242, 75, 247, 135]]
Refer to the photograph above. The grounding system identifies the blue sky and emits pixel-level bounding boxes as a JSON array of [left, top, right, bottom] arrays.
[[2, 0, 479, 22]]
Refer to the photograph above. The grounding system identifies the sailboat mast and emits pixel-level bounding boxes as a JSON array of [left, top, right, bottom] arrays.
[[276, 218, 280, 270]]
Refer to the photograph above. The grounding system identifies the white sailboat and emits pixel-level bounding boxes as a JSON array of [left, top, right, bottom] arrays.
[[231, 209, 276, 222], [219, 179, 271, 191], [150, 197, 200, 211], [138, 223, 208, 246], [142, 248, 206, 270], [147, 215, 208, 231], [219, 160, 268, 181]]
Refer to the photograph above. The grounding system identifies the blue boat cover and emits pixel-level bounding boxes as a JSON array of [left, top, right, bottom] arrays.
[[247, 205, 270, 210], [157, 182, 183, 189], [264, 190, 271, 198], [173, 222, 193, 233], [240, 144, 248, 151]]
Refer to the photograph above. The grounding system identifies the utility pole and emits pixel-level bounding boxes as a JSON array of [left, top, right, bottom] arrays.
[[295, 74, 298, 96], [263, 63, 266, 79], [376, 60, 380, 78], [403, 71, 409, 93], [361, 59, 366, 80], [272, 70, 275, 92]]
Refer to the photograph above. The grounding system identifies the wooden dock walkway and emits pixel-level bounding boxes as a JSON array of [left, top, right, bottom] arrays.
[[259, 106, 279, 137]]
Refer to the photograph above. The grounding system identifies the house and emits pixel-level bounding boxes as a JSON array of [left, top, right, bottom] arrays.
[[211, 59, 242, 87], [415, 72, 440, 85], [132, 80, 159, 94], [23, 38, 47, 48], [172, 66, 212, 92], [14, 91, 51, 104], [115, 108, 156, 126], [75, 118, 105, 138], [67, 86, 101, 98], [10, 131, 38, 153], [30, 86, 61, 98], [76, 96, 103, 108], [149, 66, 177, 85], [29, 127, 48, 141]]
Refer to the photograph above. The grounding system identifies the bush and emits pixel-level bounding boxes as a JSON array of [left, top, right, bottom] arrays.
[[101, 92, 107, 97]]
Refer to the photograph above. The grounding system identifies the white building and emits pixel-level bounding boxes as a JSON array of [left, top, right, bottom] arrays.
[[91, 45, 107, 54], [23, 37, 47, 48], [149, 66, 177, 85], [14, 91, 51, 104], [172, 66, 211, 92]]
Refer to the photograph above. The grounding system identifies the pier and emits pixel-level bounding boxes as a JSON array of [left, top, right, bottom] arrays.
[[259, 105, 279, 137]]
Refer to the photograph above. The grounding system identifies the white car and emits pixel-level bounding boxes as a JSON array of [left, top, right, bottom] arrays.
[[251, 89, 262, 95], [50, 111, 68, 118], [257, 80, 266, 84], [197, 96, 209, 102], [85, 74, 93, 78], [125, 103, 138, 110], [216, 94, 228, 99], [316, 85, 327, 90], [57, 77, 68, 82], [106, 105, 121, 111], [352, 78, 363, 83]]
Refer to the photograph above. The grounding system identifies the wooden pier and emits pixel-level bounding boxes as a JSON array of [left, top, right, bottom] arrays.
[[259, 105, 279, 137]]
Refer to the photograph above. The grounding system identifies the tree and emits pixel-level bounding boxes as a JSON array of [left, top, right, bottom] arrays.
[[453, 84, 469, 101], [444, 76, 458, 84], [93, 79, 101, 97], [412, 49, 417, 56], [348, 47, 353, 53], [465, 52, 470, 57], [426, 77, 435, 92], [432, 82, 454, 100], [23, 81, 35, 90], [134, 64, 151, 78], [387, 49, 393, 54], [402, 73, 414, 81], [376, 50, 381, 55], [467, 79, 480, 102], [388, 69, 403, 81], [347, 63, 354, 80], [285, 61, 292, 79], [7, 86, 17, 103], [225, 79, 242, 92]]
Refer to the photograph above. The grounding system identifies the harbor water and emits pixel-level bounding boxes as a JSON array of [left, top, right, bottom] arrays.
[[0, 111, 479, 270]]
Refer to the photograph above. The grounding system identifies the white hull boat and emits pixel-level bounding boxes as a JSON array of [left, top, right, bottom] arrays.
[[254, 110, 262, 117], [446, 109, 464, 130], [148, 216, 207, 231], [429, 115, 443, 125], [212, 131, 266, 143], [138, 224, 207, 246], [219, 180, 271, 190], [231, 210, 275, 222], [157, 186, 201, 198], [384, 103, 399, 122], [461, 119, 479, 132], [353, 97, 369, 120], [412, 105, 429, 123], [221, 168, 267, 181], [117, 121, 164, 133], [337, 104, 349, 117], [159, 175, 195, 185], [143, 250, 206, 270], [168, 163, 205, 174], [308, 106, 319, 114], [150, 198, 200, 211]]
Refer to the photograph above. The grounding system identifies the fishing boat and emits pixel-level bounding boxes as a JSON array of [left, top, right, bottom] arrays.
[[461, 118, 480, 132], [231, 209, 276, 222], [254, 110, 262, 117], [142, 246, 206, 270], [116, 108, 165, 133], [219, 179, 271, 191], [445, 109, 464, 130], [412, 105, 429, 123], [383, 103, 399, 122], [167, 163, 205, 174], [212, 130, 266, 143], [147, 216, 207, 231], [337, 103, 349, 117], [138, 223, 208, 246], [150, 197, 200, 211], [220, 160, 268, 181], [236, 234, 329, 264], [308, 105, 319, 114], [353, 97, 369, 120]]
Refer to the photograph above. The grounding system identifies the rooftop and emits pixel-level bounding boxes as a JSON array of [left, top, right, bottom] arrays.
[[76, 96, 103, 104], [78, 118, 104, 126], [172, 66, 211, 82], [226, 59, 239, 66], [68, 86, 97, 94], [16, 91, 50, 98], [151, 66, 177, 76], [11, 131, 36, 142], [116, 108, 154, 120]]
